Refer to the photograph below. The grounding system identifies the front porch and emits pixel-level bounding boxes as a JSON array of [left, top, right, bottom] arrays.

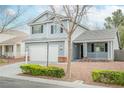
[[73, 41, 113, 61], [0, 44, 21, 58]]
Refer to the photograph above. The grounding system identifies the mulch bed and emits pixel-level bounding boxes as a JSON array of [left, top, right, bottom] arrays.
[[52, 62, 124, 88]]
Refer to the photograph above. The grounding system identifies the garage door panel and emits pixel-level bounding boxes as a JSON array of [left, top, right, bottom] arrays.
[[29, 44, 47, 62], [49, 44, 58, 62], [29, 43, 59, 63]]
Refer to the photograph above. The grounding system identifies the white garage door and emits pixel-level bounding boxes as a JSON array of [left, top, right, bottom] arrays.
[[49, 43, 58, 62], [29, 44, 47, 62]]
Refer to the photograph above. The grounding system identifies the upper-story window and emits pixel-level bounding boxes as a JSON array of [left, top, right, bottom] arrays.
[[60, 27, 63, 33], [51, 25, 54, 34], [51, 25, 57, 34], [41, 25, 43, 33], [32, 25, 43, 34]]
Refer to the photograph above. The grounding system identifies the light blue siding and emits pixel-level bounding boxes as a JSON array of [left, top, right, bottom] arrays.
[[87, 52, 108, 60], [73, 42, 109, 60], [58, 42, 64, 56]]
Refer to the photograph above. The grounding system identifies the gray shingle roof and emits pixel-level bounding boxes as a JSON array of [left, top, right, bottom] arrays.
[[74, 30, 117, 42], [2, 30, 27, 36], [0, 30, 28, 45], [0, 36, 27, 45]]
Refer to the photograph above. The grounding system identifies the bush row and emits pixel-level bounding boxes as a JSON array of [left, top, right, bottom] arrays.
[[92, 70, 124, 85], [20, 64, 65, 78]]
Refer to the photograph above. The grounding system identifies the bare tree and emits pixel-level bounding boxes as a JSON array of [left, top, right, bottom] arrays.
[[0, 5, 30, 33], [50, 5, 92, 78]]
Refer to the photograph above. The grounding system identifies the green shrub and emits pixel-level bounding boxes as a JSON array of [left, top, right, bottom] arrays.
[[92, 70, 124, 85], [20, 64, 65, 78]]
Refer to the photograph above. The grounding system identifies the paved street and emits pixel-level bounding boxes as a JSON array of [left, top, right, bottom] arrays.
[[0, 76, 67, 88]]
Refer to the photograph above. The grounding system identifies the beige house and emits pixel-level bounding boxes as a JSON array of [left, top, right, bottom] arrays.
[[0, 30, 27, 58]]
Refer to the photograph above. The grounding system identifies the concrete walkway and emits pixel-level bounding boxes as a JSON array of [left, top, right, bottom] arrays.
[[0, 62, 104, 88]]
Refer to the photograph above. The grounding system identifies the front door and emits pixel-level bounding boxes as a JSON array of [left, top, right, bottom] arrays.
[[80, 44, 83, 58]]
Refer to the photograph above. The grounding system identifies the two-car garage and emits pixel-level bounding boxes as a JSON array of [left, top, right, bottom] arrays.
[[28, 42, 59, 64]]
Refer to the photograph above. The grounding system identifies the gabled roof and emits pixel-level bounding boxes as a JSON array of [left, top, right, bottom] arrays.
[[28, 10, 89, 31], [28, 11, 52, 24], [28, 11, 65, 25], [74, 30, 117, 42]]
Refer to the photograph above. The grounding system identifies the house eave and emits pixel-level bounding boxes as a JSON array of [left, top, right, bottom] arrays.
[[25, 38, 66, 43], [73, 39, 114, 43], [28, 18, 69, 26]]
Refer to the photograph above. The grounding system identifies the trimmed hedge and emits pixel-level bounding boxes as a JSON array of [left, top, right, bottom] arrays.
[[20, 64, 65, 78], [92, 70, 124, 85]]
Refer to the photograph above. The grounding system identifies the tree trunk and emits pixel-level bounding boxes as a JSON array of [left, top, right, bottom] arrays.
[[66, 34, 72, 79]]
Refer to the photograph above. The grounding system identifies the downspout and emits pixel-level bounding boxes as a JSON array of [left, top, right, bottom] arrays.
[[116, 29, 121, 50], [46, 42, 49, 67]]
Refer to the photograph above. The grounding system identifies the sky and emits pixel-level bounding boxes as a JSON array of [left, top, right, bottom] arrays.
[[1, 5, 124, 34]]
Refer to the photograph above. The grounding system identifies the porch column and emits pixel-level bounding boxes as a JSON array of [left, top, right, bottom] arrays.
[[13, 44, 17, 58], [111, 41, 114, 60], [2, 45, 5, 56], [83, 42, 87, 57], [25, 45, 29, 64]]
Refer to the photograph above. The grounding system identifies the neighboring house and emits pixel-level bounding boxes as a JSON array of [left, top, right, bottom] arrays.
[[25, 11, 119, 64], [0, 30, 27, 58]]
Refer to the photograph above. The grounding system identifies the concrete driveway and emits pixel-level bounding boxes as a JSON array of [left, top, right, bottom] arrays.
[[0, 62, 24, 77], [0, 62, 103, 88]]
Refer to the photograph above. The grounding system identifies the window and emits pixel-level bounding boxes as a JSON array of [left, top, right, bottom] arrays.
[[51, 25, 57, 34], [91, 43, 94, 52], [94, 43, 107, 52], [88, 42, 107, 52], [41, 25, 43, 33], [51, 25, 54, 34], [88, 43, 94, 52], [105, 43, 108, 52], [32, 25, 44, 34], [60, 27, 63, 33], [32, 26, 34, 34]]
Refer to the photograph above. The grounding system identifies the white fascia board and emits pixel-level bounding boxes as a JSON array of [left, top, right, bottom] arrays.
[[25, 39, 65, 43], [0, 44, 14, 45], [28, 11, 52, 25], [28, 18, 69, 26], [73, 39, 114, 43]]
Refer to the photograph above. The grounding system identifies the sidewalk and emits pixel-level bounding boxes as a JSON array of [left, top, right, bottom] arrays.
[[0, 62, 104, 88]]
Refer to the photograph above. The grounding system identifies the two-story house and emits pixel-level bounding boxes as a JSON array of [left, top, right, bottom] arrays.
[[25, 11, 119, 64]]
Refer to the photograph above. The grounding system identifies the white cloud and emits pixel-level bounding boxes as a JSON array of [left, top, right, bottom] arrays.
[[5, 8, 16, 16]]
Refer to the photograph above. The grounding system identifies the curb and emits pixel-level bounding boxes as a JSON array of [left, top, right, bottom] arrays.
[[2, 75, 103, 88]]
